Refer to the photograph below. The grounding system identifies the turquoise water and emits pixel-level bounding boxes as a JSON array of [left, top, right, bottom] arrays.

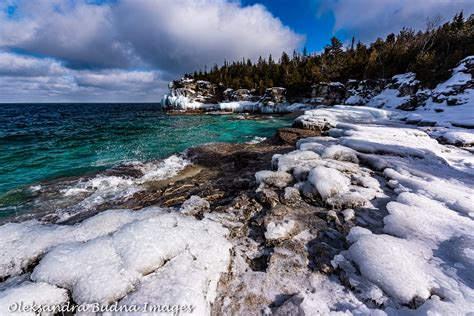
[[0, 103, 291, 221]]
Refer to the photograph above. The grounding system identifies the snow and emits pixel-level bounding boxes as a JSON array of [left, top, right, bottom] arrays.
[[345, 94, 365, 105], [292, 100, 474, 313], [273, 150, 320, 173], [342, 209, 355, 222], [347, 233, 432, 305], [367, 88, 410, 109], [392, 72, 418, 86], [434, 130, 474, 146], [0, 282, 69, 315], [0, 207, 165, 279], [321, 145, 359, 163], [307, 166, 350, 201], [295, 105, 392, 130], [0, 208, 231, 315], [179, 195, 210, 215], [265, 219, 296, 240]]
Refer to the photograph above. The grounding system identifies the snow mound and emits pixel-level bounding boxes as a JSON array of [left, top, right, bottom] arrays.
[[0, 207, 165, 279], [0, 209, 231, 315], [308, 166, 350, 200], [347, 233, 432, 305]]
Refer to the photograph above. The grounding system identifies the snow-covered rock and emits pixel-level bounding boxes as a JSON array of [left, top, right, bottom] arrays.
[[179, 195, 210, 215], [307, 166, 350, 201], [310, 82, 346, 105], [0, 282, 69, 315], [0, 209, 231, 315], [255, 170, 293, 189], [293, 104, 474, 314], [264, 219, 296, 240]]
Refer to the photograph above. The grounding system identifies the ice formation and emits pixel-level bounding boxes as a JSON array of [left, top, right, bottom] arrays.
[[0, 208, 231, 315]]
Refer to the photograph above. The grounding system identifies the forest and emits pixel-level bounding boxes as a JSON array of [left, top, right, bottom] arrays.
[[187, 12, 474, 98]]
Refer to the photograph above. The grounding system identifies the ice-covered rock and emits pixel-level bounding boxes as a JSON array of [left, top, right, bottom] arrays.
[[255, 170, 293, 189], [0, 209, 231, 315], [435, 130, 474, 147], [307, 166, 350, 201], [180, 195, 210, 215], [264, 219, 296, 240]]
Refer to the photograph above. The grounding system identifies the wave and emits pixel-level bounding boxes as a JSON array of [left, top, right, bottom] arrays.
[[0, 155, 190, 224], [55, 155, 190, 221]]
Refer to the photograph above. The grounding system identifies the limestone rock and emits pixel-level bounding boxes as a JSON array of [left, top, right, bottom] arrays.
[[311, 82, 346, 105]]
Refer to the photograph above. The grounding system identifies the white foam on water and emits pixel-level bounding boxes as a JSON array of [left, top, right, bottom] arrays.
[[57, 155, 190, 220]]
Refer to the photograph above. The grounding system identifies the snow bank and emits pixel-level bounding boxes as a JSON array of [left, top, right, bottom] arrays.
[[0, 207, 166, 279], [0, 209, 231, 315], [293, 104, 474, 313], [363, 56, 474, 128]]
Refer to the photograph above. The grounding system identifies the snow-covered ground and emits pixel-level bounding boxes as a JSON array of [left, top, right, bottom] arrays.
[[259, 105, 474, 314]]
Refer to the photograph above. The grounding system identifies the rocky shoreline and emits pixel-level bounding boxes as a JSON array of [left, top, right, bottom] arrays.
[[0, 58, 473, 314], [161, 56, 474, 130]]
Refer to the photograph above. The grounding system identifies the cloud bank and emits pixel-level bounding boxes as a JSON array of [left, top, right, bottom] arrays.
[[0, 0, 303, 102]]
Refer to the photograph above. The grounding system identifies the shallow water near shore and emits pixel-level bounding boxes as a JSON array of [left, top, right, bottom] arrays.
[[0, 103, 292, 222]]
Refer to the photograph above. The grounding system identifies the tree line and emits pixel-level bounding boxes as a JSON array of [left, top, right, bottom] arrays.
[[185, 12, 474, 98]]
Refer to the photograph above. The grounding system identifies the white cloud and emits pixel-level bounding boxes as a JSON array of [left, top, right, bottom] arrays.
[[75, 70, 158, 90], [0, 52, 165, 102], [0, 0, 303, 102], [0, 52, 66, 77], [319, 0, 474, 42], [112, 0, 304, 73]]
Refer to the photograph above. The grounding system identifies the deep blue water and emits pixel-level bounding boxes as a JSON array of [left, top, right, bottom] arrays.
[[0, 103, 292, 221]]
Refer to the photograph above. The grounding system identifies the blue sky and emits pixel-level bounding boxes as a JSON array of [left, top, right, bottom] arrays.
[[0, 0, 473, 102], [242, 0, 341, 52]]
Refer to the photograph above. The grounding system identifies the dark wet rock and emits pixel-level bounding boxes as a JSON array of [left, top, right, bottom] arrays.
[[276, 127, 322, 145], [256, 187, 280, 208]]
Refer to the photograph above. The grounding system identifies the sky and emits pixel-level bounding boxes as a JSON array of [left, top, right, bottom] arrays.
[[0, 0, 473, 103]]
